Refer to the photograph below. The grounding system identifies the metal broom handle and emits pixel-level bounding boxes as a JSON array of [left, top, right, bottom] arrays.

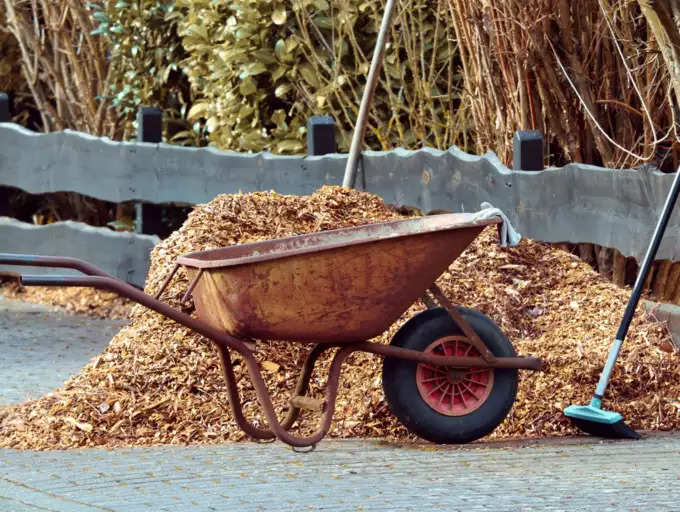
[[342, 0, 398, 188]]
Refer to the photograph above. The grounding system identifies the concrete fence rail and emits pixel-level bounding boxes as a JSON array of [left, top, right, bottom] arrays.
[[0, 218, 158, 287], [1, 121, 680, 287]]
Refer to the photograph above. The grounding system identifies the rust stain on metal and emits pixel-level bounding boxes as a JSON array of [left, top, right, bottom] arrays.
[[182, 214, 498, 343], [289, 395, 326, 412]]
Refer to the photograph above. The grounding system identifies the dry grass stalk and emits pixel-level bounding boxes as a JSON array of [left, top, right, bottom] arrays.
[[447, 1, 680, 302], [638, 1, 680, 106], [2, 0, 120, 136], [612, 249, 627, 288], [664, 262, 680, 301], [293, 0, 470, 149], [447, 0, 676, 170]]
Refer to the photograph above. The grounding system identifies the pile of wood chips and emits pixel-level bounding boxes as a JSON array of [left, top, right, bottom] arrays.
[[1, 186, 679, 450], [1, 283, 132, 320]]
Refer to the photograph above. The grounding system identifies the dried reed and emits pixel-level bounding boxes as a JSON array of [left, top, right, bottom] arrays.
[[3, 0, 120, 137], [447, 0, 677, 170]]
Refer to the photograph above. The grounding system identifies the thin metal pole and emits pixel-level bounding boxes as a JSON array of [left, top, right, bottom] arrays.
[[342, 0, 399, 188], [594, 165, 680, 400]]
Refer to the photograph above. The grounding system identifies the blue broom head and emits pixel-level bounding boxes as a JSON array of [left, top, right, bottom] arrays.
[[564, 404, 622, 424], [564, 404, 640, 439]]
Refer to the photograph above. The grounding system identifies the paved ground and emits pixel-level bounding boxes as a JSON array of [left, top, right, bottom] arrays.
[[1, 295, 679, 511], [0, 296, 124, 405], [1, 436, 679, 511]]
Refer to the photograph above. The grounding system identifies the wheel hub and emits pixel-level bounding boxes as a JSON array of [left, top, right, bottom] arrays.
[[446, 368, 468, 384], [415, 335, 494, 416]]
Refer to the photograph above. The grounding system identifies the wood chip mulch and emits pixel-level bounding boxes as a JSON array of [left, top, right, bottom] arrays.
[[1, 186, 678, 450], [1, 283, 132, 320]]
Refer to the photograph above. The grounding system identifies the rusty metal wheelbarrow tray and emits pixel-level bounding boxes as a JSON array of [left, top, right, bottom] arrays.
[[0, 213, 541, 448], [175, 213, 498, 343]]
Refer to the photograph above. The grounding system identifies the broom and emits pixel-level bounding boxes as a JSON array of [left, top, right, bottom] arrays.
[[564, 165, 680, 439]]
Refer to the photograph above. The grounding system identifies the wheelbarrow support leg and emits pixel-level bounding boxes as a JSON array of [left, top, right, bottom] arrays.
[[215, 346, 276, 441], [214, 342, 336, 440], [234, 344, 356, 448], [282, 344, 336, 430]]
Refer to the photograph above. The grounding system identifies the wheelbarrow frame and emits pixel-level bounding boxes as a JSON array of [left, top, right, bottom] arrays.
[[0, 252, 541, 448]]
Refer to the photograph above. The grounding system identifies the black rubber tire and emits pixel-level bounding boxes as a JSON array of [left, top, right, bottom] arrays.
[[382, 307, 518, 444]]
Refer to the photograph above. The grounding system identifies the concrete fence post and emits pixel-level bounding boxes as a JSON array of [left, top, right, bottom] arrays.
[[136, 107, 162, 143], [135, 107, 163, 235], [307, 116, 336, 156], [0, 189, 9, 216], [0, 93, 9, 215], [0, 93, 10, 123], [513, 130, 544, 171]]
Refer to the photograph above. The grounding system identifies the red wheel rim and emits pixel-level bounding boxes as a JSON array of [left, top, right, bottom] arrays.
[[416, 336, 494, 416]]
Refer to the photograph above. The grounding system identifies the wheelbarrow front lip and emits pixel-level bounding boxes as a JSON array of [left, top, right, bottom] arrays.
[[177, 212, 501, 270]]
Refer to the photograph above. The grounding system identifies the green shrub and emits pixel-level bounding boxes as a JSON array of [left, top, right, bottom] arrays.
[[178, 0, 467, 153], [92, 0, 203, 144]]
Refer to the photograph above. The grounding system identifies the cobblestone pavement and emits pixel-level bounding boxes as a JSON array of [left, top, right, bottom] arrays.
[[0, 295, 125, 405], [1, 295, 679, 511], [1, 436, 679, 512]]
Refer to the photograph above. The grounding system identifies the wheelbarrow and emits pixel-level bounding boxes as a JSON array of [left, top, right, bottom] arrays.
[[0, 213, 541, 448]]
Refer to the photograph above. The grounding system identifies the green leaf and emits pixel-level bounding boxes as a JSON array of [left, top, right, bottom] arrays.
[[272, 65, 287, 82], [238, 105, 255, 119], [274, 83, 293, 98], [235, 28, 254, 40], [107, 219, 134, 232], [90, 25, 108, 36], [274, 39, 286, 60], [162, 65, 173, 82], [187, 102, 210, 121], [251, 50, 277, 65], [239, 76, 257, 95], [271, 109, 286, 126], [272, 7, 287, 25], [313, 16, 332, 29], [206, 116, 219, 133], [298, 65, 319, 88], [276, 139, 304, 153], [239, 62, 267, 79], [186, 24, 209, 41]]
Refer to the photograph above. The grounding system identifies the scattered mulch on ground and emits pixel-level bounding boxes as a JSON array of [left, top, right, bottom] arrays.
[[1, 186, 678, 450], [1, 283, 132, 320]]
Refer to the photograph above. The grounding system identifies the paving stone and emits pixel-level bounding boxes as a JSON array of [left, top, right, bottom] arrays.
[[1, 295, 679, 511], [0, 296, 124, 406], [0, 437, 679, 511]]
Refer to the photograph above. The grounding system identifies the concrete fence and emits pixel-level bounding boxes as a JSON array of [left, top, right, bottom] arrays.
[[1, 121, 679, 287]]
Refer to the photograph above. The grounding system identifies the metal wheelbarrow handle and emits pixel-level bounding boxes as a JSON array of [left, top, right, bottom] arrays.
[[0, 253, 249, 352], [0, 253, 115, 278], [0, 252, 350, 447]]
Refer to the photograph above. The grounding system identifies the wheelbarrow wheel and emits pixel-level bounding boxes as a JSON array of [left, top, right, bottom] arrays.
[[382, 307, 517, 444]]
